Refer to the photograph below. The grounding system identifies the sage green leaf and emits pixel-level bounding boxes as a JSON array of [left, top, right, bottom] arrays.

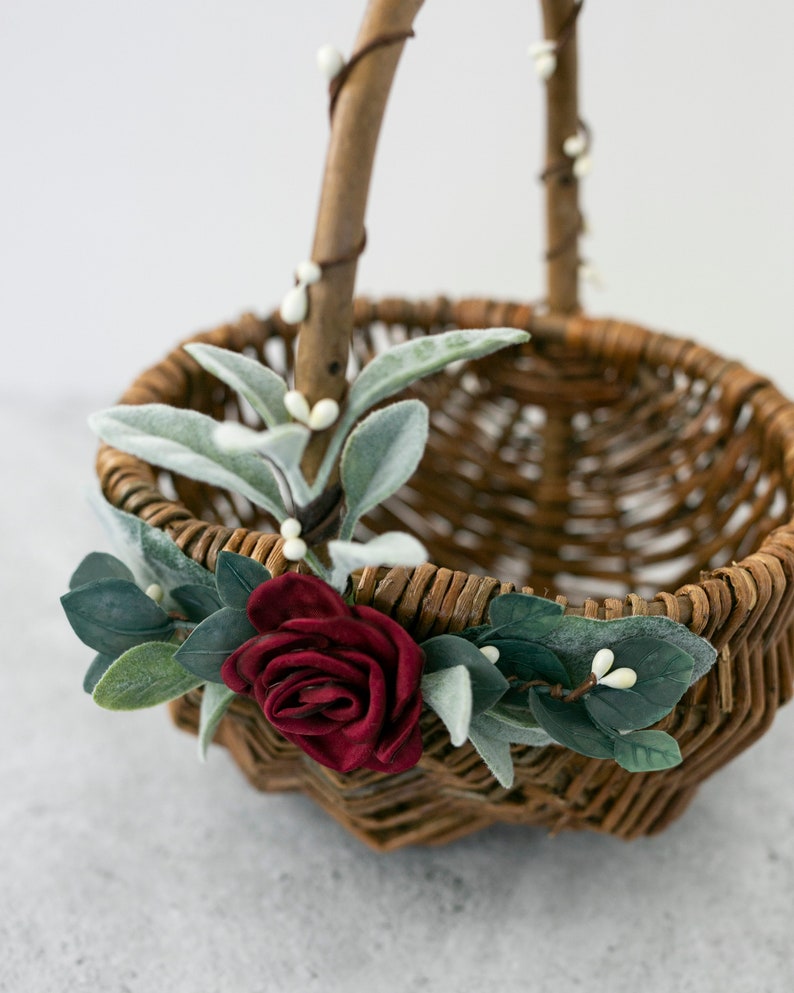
[[491, 639, 571, 688], [89, 491, 216, 611], [70, 552, 134, 590], [339, 400, 429, 539], [538, 613, 717, 687], [93, 642, 202, 710], [183, 342, 288, 428], [197, 683, 237, 760], [89, 405, 287, 520], [466, 724, 515, 789], [255, 422, 312, 506], [488, 593, 565, 639], [317, 327, 530, 485], [583, 637, 695, 732], [421, 666, 472, 747], [528, 689, 616, 760], [175, 607, 256, 682], [421, 634, 509, 716], [83, 653, 116, 694], [613, 730, 682, 772], [470, 711, 552, 748], [327, 533, 427, 592], [215, 552, 271, 610], [170, 584, 223, 622], [61, 578, 175, 656]]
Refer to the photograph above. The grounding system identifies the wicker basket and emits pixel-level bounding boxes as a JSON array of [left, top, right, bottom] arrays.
[[95, 3, 794, 851]]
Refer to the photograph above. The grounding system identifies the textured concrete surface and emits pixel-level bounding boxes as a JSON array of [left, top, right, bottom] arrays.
[[3, 396, 793, 993]]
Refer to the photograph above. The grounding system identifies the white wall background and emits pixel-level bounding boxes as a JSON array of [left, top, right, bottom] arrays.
[[3, 0, 793, 401]]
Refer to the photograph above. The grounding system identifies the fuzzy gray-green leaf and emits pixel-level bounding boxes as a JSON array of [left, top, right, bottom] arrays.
[[421, 634, 509, 716], [183, 342, 288, 428], [466, 724, 515, 789], [421, 666, 472, 746], [197, 683, 238, 760], [93, 642, 202, 710], [89, 404, 286, 520], [339, 400, 428, 540]]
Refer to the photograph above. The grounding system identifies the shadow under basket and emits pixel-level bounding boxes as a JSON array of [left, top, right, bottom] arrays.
[[98, 297, 794, 851]]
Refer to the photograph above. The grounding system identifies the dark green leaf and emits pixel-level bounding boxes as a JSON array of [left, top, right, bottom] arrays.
[[528, 689, 616, 760], [61, 578, 175, 656], [197, 683, 237, 760], [583, 637, 695, 732], [493, 639, 571, 688], [215, 552, 271, 610], [175, 607, 256, 683], [93, 642, 202, 710], [70, 552, 134, 590], [83, 653, 116, 694], [488, 593, 565, 639], [421, 634, 509, 716], [613, 730, 682, 772], [170, 584, 223, 622]]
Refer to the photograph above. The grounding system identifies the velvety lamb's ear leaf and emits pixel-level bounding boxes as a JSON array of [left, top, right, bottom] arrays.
[[61, 578, 175, 656], [214, 552, 271, 611], [421, 634, 509, 717], [170, 584, 223, 623], [327, 533, 427, 592], [83, 653, 117, 694], [88, 491, 216, 611], [528, 689, 616, 760], [466, 723, 515, 789], [175, 607, 256, 683], [89, 405, 287, 520], [254, 423, 312, 506], [583, 637, 695, 732], [183, 342, 289, 429], [491, 639, 571, 689], [317, 327, 530, 485], [339, 400, 429, 540], [421, 666, 472, 747], [93, 642, 202, 710], [470, 711, 552, 748], [487, 593, 566, 639], [70, 552, 135, 589], [197, 683, 238, 760], [613, 729, 682, 772]]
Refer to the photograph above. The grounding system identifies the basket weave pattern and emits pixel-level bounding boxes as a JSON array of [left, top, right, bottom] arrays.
[[97, 297, 794, 850]]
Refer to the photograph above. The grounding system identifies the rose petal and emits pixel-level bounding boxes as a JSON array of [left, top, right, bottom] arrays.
[[366, 720, 424, 774], [353, 606, 425, 706], [247, 573, 350, 632], [285, 730, 375, 774]]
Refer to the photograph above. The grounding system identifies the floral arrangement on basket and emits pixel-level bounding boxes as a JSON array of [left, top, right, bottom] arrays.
[[60, 0, 794, 848]]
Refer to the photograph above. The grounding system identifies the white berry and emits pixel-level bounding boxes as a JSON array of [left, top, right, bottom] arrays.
[[279, 517, 302, 540], [296, 259, 322, 285], [145, 583, 164, 603], [308, 397, 340, 431], [590, 648, 615, 679], [480, 645, 501, 664], [563, 133, 587, 158], [573, 153, 592, 178], [280, 284, 309, 325], [599, 667, 638, 690], [283, 389, 312, 424], [282, 537, 308, 562], [316, 44, 345, 81]]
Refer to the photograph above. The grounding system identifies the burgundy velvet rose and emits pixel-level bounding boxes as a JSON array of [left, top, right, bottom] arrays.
[[221, 573, 425, 774]]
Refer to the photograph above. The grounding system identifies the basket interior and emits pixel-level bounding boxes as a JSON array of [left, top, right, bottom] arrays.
[[152, 309, 792, 603]]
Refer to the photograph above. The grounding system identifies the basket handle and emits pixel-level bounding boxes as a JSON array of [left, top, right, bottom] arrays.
[[294, 0, 583, 406]]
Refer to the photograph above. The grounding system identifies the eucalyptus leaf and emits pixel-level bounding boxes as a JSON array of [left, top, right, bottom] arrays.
[[70, 552, 134, 590], [487, 593, 565, 639], [89, 404, 287, 520], [584, 637, 695, 732], [61, 578, 175, 656], [215, 551, 271, 610], [491, 639, 571, 688], [470, 711, 553, 748], [89, 491, 216, 611], [93, 642, 202, 710], [175, 607, 256, 682], [466, 724, 515, 789], [183, 342, 289, 428], [170, 584, 223, 622], [327, 533, 427, 592], [317, 327, 530, 486], [421, 666, 472, 747], [613, 730, 682, 772], [83, 653, 116, 694], [528, 689, 616, 760], [421, 634, 509, 716], [339, 400, 428, 539], [197, 683, 237, 760]]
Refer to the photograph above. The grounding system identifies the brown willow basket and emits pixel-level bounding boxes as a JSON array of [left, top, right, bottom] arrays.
[[96, 3, 794, 851]]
